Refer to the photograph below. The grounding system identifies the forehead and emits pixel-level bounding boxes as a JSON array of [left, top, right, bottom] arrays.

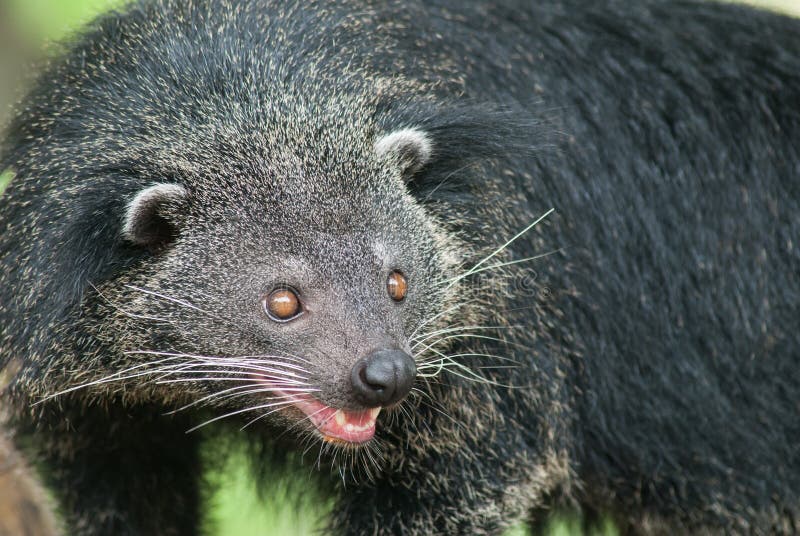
[[264, 234, 396, 276], [185, 162, 426, 258], [201, 175, 411, 236], [259, 213, 424, 266]]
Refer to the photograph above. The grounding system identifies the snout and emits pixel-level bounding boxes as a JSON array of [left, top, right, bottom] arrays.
[[350, 349, 416, 407]]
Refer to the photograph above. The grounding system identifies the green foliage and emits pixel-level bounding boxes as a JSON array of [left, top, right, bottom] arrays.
[[6, 0, 124, 42], [203, 443, 332, 536], [0, 170, 13, 196]]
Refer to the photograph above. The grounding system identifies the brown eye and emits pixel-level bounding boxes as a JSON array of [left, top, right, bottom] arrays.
[[387, 270, 408, 302], [263, 288, 302, 322]]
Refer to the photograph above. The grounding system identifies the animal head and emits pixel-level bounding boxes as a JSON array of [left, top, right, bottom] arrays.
[[1, 0, 542, 467], [111, 115, 461, 445]]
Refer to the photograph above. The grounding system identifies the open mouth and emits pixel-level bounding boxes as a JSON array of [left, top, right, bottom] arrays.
[[249, 346, 416, 444], [255, 378, 381, 443], [290, 395, 381, 444]]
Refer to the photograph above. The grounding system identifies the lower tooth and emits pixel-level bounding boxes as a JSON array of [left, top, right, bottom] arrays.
[[369, 407, 381, 419], [334, 410, 346, 426]]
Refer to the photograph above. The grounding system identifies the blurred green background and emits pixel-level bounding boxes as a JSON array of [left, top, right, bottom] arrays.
[[0, 0, 797, 534]]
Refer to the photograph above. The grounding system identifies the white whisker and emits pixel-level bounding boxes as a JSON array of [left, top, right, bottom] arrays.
[[166, 383, 268, 413], [441, 248, 563, 286], [440, 208, 554, 292], [124, 285, 212, 315], [409, 298, 479, 339], [411, 324, 516, 349], [36, 357, 187, 403], [185, 397, 300, 433], [416, 350, 519, 366]]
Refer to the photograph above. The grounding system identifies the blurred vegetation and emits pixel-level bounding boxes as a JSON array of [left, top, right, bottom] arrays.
[[202, 442, 333, 536], [0, 170, 11, 195], [0, 0, 796, 534], [5, 0, 121, 40]]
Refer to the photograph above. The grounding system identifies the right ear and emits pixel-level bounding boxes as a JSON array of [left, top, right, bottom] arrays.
[[122, 183, 188, 249]]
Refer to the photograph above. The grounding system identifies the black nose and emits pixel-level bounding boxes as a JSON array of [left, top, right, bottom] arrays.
[[350, 349, 416, 407]]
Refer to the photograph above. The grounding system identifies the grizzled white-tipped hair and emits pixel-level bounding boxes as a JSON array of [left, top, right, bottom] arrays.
[[374, 127, 434, 179], [122, 183, 188, 247]]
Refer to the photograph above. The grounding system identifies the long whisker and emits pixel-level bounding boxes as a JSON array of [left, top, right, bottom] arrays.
[[413, 344, 517, 387], [185, 397, 300, 433], [124, 350, 313, 369], [156, 376, 313, 385], [409, 386, 463, 430], [411, 324, 517, 349], [135, 361, 311, 382], [35, 357, 187, 403], [166, 383, 271, 413], [409, 298, 480, 339], [438, 247, 563, 286], [90, 282, 170, 323], [38, 350, 313, 403], [416, 351, 520, 366], [166, 384, 315, 415], [124, 285, 213, 315], [440, 208, 554, 292], [415, 332, 532, 352], [149, 364, 310, 381], [419, 162, 476, 204]]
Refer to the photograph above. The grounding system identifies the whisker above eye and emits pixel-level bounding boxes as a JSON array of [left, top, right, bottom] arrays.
[[90, 282, 171, 323], [124, 284, 213, 315]]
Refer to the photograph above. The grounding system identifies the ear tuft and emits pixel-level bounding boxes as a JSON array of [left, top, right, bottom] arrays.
[[122, 183, 188, 249], [374, 127, 433, 179]]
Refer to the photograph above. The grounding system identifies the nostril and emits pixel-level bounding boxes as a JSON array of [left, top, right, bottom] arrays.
[[358, 363, 369, 386], [357, 362, 382, 391]]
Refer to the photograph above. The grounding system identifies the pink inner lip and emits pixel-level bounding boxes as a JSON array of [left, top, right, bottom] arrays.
[[290, 395, 381, 444], [253, 377, 380, 443]]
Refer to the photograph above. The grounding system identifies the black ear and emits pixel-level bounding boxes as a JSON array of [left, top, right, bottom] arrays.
[[122, 183, 188, 249], [374, 127, 433, 180]]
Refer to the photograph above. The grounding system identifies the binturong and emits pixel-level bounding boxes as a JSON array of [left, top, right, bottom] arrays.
[[1, 0, 799, 534]]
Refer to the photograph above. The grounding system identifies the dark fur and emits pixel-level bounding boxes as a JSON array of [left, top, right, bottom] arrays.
[[1, 0, 799, 534]]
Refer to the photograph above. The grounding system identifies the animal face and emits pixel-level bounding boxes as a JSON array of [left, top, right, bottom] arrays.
[[113, 122, 460, 446]]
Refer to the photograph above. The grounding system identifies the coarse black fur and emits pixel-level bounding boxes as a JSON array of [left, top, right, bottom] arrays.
[[1, 0, 799, 534]]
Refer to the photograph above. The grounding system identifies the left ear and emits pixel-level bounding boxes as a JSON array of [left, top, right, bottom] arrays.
[[374, 127, 433, 180]]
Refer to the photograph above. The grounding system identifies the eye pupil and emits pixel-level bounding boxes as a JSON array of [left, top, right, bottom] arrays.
[[264, 288, 301, 321], [387, 271, 408, 302]]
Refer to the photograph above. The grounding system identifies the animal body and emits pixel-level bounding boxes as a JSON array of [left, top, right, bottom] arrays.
[[0, 0, 798, 534]]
